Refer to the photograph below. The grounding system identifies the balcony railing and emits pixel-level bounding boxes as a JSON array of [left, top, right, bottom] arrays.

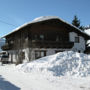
[[1, 43, 13, 50], [2, 40, 74, 50], [31, 40, 74, 48]]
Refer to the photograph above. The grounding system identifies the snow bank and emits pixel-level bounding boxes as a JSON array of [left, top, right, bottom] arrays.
[[17, 51, 90, 77]]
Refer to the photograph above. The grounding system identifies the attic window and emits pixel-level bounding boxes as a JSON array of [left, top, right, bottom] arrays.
[[75, 37, 79, 43]]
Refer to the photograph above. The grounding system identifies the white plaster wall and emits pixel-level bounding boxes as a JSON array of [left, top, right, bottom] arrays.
[[21, 48, 62, 62], [29, 48, 69, 60], [69, 32, 78, 42], [23, 48, 35, 61], [8, 51, 12, 62], [13, 51, 19, 63], [31, 50, 35, 60], [12, 53, 16, 62], [80, 36, 85, 50], [8, 48, 70, 63], [69, 32, 86, 52], [8, 50, 17, 62], [46, 49, 55, 56], [23, 48, 29, 62]]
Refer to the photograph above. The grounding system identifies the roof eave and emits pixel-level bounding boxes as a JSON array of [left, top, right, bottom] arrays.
[[2, 16, 90, 39]]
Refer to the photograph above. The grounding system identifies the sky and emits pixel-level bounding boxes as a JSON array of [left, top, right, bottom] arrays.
[[0, 0, 90, 37]]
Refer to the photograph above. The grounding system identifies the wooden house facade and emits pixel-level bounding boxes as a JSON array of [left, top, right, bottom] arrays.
[[1, 16, 90, 64]]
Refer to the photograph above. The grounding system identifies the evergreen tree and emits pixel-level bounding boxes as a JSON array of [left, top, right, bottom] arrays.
[[72, 15, 80, 28], [79, 26, 84, 30], [72, 15, 84, 30]]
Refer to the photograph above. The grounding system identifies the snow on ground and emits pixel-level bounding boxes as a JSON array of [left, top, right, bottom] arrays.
[[17, 51, 90, 77], [0, 51, 90, 90]]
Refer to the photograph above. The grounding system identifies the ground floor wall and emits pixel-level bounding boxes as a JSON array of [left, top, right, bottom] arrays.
[[69, 32, 86, 52], [7, 46, 86, 64], [7, 48, 70, 64]]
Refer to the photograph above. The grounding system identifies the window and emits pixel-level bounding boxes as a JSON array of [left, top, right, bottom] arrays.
[[35, 50, 46, 59], [55, 50, 63, 53], [78, 50, 80, 53], [40, 35, 44, 40], [35, 51, 40, 59], [20, 51, 25, 60], [75, 37, 79, 43]]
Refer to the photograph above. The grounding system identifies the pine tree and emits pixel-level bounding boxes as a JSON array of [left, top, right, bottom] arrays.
[[72, 15, 84, 30], [79, 26, 84, 30], [72, 15, 80, 28]]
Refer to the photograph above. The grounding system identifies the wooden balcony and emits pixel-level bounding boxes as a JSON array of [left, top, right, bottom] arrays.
[[2, 40, 74, 50], [1, 43, 13, 50], [31, 40, 74, 48]]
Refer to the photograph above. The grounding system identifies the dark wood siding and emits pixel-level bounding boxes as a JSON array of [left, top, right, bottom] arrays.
[[2, 19, 74, 51]]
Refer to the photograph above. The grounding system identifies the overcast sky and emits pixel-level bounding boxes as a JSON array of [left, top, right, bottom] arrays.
[[0, 0, 90, 37]]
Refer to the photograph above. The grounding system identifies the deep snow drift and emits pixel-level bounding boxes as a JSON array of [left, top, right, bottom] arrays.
[[1, 51, 90, 90], [17, 51, 90, 77]]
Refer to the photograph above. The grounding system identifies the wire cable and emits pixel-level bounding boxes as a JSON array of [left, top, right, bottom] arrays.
[[0, 19, 17, 27]]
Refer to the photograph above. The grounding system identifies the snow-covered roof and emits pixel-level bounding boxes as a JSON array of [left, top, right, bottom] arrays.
[[33, 16, 59, 22], [2, 16, 90, 38], [85, 29, 90, 35], [84, 29, 90, 45]]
